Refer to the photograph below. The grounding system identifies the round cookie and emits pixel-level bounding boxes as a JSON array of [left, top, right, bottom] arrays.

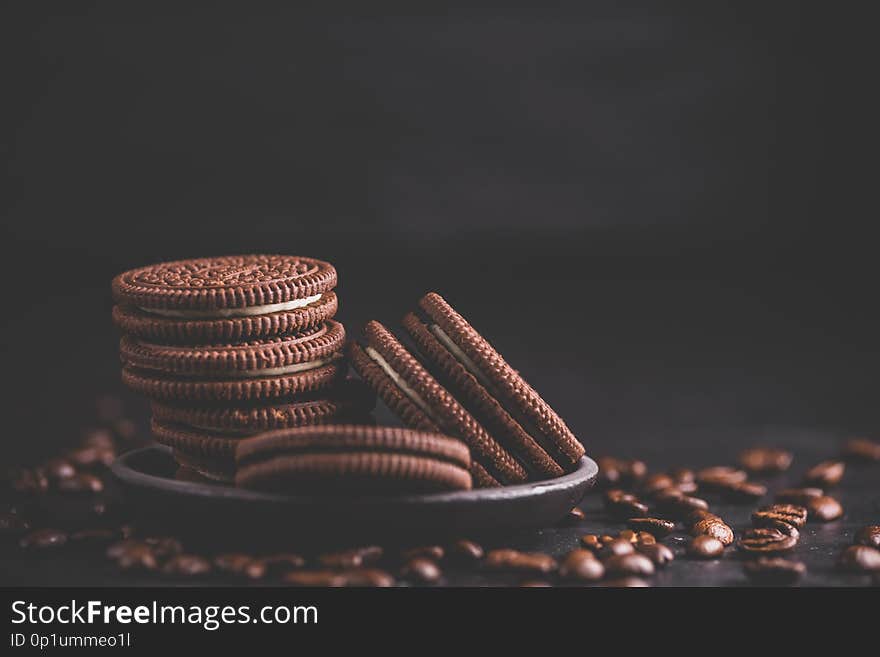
[[112, 292, 338, 343], [112, 254, 336, 316], [402, 311, 563, 479], [152, 420, 241, 482], [349, 320, 527, 485], [415, 292, 584, 468], [120, 321, 345, 377], [235, 425, 473, 493]]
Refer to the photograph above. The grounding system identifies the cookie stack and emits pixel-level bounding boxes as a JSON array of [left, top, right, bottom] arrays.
[[349, 292, 586, 488], [112, 255, 373, 482]]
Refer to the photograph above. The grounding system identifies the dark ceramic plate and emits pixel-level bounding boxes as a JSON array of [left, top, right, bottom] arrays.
[[111, 445, 598, 546]]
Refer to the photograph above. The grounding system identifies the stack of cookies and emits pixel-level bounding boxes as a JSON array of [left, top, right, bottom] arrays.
[[112, 255, 374, 482], [348, 292, 586, 488]]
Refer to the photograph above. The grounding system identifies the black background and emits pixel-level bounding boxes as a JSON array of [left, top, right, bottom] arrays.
[[2, 1, 878, 466]]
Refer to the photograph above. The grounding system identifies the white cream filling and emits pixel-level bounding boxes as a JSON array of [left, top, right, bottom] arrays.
[[429, 324, 496, 392], [142, 294, 322, 319], [365, 346, 441, 424], [225, 357, 332, 378]]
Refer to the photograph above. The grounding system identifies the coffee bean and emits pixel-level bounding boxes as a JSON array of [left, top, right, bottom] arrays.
[[640, 473, 675, 496], [319, 546, 383, 569], [690, 515, 734, 545], [604, 489, 648, 519], [401, 558, 442, 584], [696, 466, 747, 489], [143, 537, 184, 559], [214, 554, 267, 580], [447, 539, 483, 563], [115, 544, 159, 571], [162, 554, 212, 577], [20, 528, 68, 550], [43, 459, 76, 481], [738, 447, 793, 474], [755, 519, 800, 539], [580, 534, 602, 552], [743, 557, 806, 584], [738, 528, 798, 554], [69, 528, 120, 548], [855, 526, 880, 548], [283, 570, 346, 587], [654, 490, 709, 519], [597, 458, 647, 488], [56, 473, 104, 494], [602, 538, 636, 557], [604, 552, 655, 577], [484, 549, 557, 574], [837, 545, 880, 572], [775, 487, 823, 505], [339, 569, 395, 587], [803, 460, 845, 487], [600, 534, 617, 545], [519, 579, 553, 587], [636, 532, 656, 546], [0, 513, 30, 538], [717, 480, 767, 503], [805, 495, 844, 522], [752, 504, 808, 529], [82, 427, 115, 449], [68, 446, 114, 469], [687, 535, 725, 559], [626, 517, 675, 538], [638, 543, 675, 567], [670, 467, 695, 484], [401, 545, 444, 561], [618, 529, 638, 542], [602, 577, 651, 587], [841, 437, 880, 462], [559, 549, 605, 582], [559, 507, 586, 525], [260, 553, 307, 575]]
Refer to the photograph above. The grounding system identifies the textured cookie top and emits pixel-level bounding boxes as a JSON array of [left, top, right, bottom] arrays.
[[236, 425, 471, 468], [418, 292, 585, 466], [119, 320, 345, 376], [112, 255, 336, 312]]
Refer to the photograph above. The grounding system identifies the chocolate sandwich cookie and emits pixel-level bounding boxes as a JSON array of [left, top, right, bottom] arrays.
[[403, 292, 584, 472], [349, 321, 527, 485], [235, 425, 472, 493], [152, 420, 240, 482], [112, 254, 336, 317], [112, 292, 338, 343]]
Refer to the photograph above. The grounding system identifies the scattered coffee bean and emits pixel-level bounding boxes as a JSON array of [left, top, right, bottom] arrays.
[[626, 517, 675, 537], [484, 549, 557, 574], [67, 446, 114, 469], [837, 545, 880, 572], [690, 515, 734, 545], [596, 457, 647, 488], [519, 579, 552, 587], [447, 539, 484, 563], [0, 513, 30, 537], [114, 543, 159, 571], [20, 528, 68, 550], [636, 532, 656, 546], [162, 554, 212, 577], [602, 538, 636, 557], [559, 507, 586, 525], [752, 504, 808, 529], [854, 526, 880, 548], [43, 459, 76, 481], [319, 546, 383, 569], [743, 557, 806, 584], [696, 466, 748, 489], [401, 558, 442, 584], [558, 549, 605, 582], [602, 577, 651, 587], [841, 437, 880, 462], [687, 535, 725, 559], [600, 534, 617, 545], [214, 554, 267, 580], [805, 495, 844, 522], [82, 428, 115, 449], [56, 473, 104, 494], [654, 490, 709, 518], [618, 529, 638, 542], [803, 460, 845, 487], [604, 490, 648, 519], [143, 537, 184, 559], [738, 447, 793, 474], [340, 569, 396, 587], [775, 487, 823, 505], [604, 552, 655, 577], [717, 480, 767, 503], [580, 534, 602, 552], [283, 570, 346, 587], [738, 528, 798, 554], [640, 473, 675, 496], [638, 543, 675, 567], [260, 553, 307, 575], [401, 545, 444, 561], [755, 519, 800, 539]]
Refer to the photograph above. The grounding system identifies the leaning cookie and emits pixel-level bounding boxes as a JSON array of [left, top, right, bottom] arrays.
[[235, 425, 473, 494], [411, 292, 584, 469], [349, 320, 527, 485]]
